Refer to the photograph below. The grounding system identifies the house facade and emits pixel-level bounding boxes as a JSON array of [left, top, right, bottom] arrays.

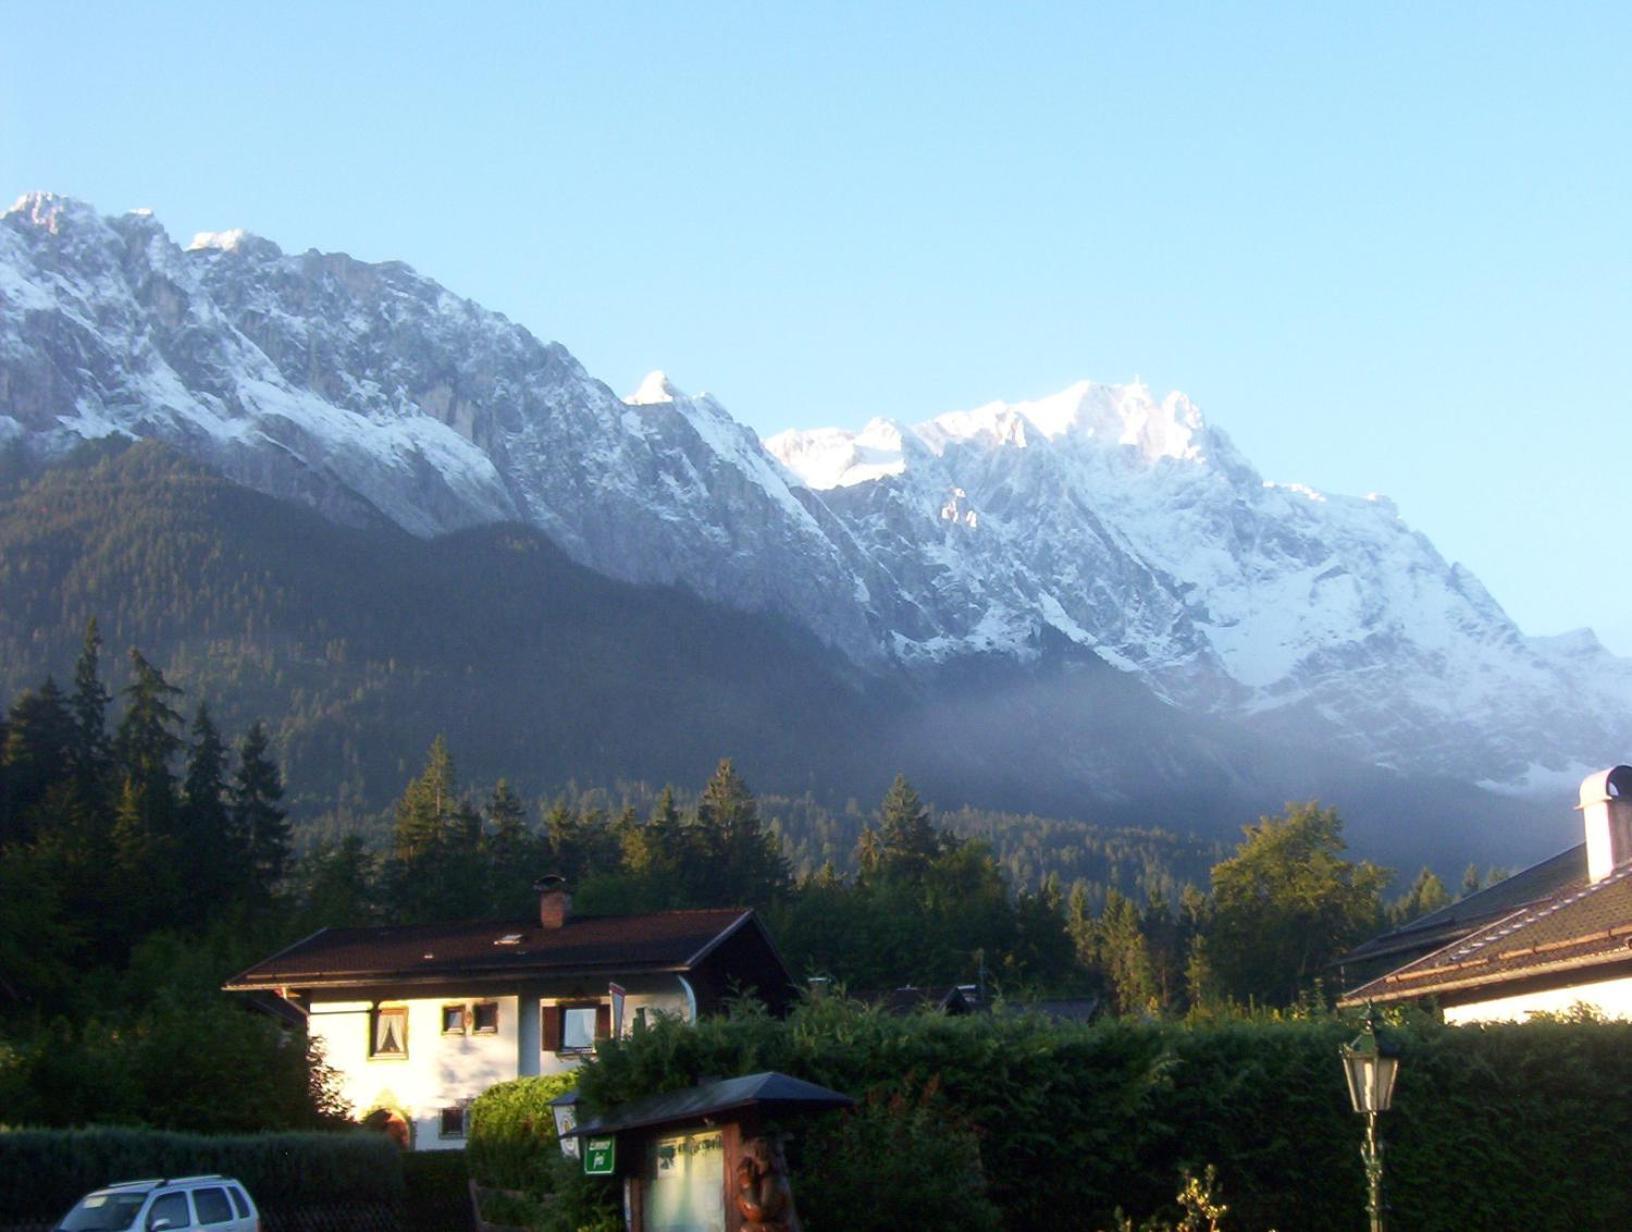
[[1341, 767, 1632, 1024], [226, 879, 793, 1149]]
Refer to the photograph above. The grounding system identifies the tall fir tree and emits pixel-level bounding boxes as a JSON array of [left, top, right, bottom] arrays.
[[695, 758, 790, 907], [1, 680, 75, 849], [179, 703, 237, 920], [68, 618, 112, 791], [112, 651, 184, 846], [858, 774, 941, 882], [232, 721, 290, 911]]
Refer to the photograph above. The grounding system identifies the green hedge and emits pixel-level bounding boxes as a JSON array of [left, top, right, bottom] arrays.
[[0, 1127, 404, 1223], [401, 1150, 471, 1232], [553, 1000, 1632, 1232]]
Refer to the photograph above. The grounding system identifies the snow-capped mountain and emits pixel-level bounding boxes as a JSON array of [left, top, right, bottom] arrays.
[[3, 192, 1627, 788]]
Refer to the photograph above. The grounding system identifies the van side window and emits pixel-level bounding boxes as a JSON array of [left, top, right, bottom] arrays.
[[147, 1193, 191, 1230], [193, 1189, 232, 1225], [226, 1188, 250, 1220]]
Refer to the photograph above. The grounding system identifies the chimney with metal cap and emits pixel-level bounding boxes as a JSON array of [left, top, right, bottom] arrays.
[[533, 874, 571, 929], [1579, 766, 1632, 883]]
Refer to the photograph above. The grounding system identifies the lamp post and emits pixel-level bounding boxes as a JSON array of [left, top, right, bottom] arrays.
[[1340, 1004, 1400, 1232]]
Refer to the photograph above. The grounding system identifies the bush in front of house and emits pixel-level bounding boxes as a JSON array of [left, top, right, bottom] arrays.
[[0, 1126, 404, 1225], [466, 1073, 578, 1195]]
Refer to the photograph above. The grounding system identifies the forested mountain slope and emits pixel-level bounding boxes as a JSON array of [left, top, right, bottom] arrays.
[[0, 443, 1569, 871]]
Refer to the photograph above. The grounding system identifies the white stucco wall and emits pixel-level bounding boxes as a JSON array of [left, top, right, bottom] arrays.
[[1442, 975, 1632, 1024], [307, 981, 693, 1149], [308, 995, 523, 1151]]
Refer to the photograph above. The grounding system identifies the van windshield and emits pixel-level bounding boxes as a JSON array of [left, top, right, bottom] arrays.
[[60, 1193, 148, 1231]]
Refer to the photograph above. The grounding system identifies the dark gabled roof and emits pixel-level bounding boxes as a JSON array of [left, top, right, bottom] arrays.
[[225, 908, 756, 991], [1338, 844, 1587, 970], [1341, 860, 1632, 1006], [569, 1072, 854, 1139]]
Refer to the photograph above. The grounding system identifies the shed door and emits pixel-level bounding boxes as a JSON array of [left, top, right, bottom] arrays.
[[643, 1130, 725, 1232]]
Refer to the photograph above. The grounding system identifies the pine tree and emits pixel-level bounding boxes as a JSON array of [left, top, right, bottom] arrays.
[[114, 651, 184, 795], [483, 779, 542, 916], [1, 680, 75, 849], [858, 775, 943, 883], [178, 703, 235, 919], [695, 758, 790, 907], [68, 618, 112, 789], [233, 721, 290, 910], [394, 736, 457, 863], [295, 835, 378, 930], [389, 736, 484, 920], [1387, 866, 1451, 926]]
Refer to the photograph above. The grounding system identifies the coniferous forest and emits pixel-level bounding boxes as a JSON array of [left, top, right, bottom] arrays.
[[0, 604, 1473, 1135]]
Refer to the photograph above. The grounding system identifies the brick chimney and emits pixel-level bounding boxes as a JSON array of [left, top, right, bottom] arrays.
[[533, 874, 572, 929], [1579, 766, 1632, 883]]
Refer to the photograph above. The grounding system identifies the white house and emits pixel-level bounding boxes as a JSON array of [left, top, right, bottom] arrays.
[[1341, 766, 1632, 1024], [225, 878, 793, 1149]]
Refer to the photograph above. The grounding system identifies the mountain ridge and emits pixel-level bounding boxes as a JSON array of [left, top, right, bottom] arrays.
[[3, 191, 1627, 791]]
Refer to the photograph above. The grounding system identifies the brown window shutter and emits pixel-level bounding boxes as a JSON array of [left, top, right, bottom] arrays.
[[595, 1003, 611, 1040], [542, 1005, 562, 1053]]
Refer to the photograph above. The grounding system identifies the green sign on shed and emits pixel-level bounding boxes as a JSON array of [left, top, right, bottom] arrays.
[[584, 1136, 617, 1176]]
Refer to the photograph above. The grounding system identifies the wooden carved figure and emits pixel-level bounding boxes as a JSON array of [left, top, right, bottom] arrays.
[[734, 1135, 801, 1232]]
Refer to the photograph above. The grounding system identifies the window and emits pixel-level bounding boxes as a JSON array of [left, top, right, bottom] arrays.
[[542, 1001, 609, 1053], [370, 1006, 408, 1058], [440, 1105, 467, 1138], [441, 1004, 467, 1034], [145, 1193, 190, 1231], [226, 1189, 250, 1221], [191, 1189, 231, 1226], [562, 1006, 597, 1050], [472, 1000, 499, 1033]]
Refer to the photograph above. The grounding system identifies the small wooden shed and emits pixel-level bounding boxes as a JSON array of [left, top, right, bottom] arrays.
[[566, 1071, 854, 1232]]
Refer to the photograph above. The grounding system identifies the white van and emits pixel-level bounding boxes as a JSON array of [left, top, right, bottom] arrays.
[[55, 1176, 260, 1232]]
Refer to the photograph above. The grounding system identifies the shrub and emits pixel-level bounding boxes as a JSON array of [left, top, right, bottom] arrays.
[[467, 1073, 578, 1194]]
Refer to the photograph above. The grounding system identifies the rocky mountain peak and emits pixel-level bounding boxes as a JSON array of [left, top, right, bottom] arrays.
[[625, 369, 685, 405]]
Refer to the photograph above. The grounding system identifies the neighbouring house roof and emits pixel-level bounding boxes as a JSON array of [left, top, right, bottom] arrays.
[[1340, 859, 1632, 1007], [1017, 996, 1101, 1023], [224, 907, 764, 992], [1336, 844, 1587, 977], [568, 1072, 854, 1139]]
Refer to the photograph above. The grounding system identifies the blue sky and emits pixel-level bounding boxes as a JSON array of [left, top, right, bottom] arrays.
[[4, 3, 1629, 649]]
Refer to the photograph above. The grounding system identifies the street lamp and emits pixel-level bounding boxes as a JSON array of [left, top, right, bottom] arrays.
[[549, 1090, 581, 1159], [1340, 1004, 1400, 1232]]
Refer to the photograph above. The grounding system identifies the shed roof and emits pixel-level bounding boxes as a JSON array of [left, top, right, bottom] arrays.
[[569, 1072, 854, 1138], [225, 907, 757, 991]]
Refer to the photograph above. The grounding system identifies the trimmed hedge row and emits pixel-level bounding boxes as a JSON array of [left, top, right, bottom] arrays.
[[0, 1127, 405, 1223], [540, 1001, 1632, 1232]]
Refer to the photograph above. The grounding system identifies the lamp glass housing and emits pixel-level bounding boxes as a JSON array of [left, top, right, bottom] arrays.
[[550, 1092, 581, 1159], [1341, 1015, 1400, 1114], [1342, 1049, 1399, 1113]]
